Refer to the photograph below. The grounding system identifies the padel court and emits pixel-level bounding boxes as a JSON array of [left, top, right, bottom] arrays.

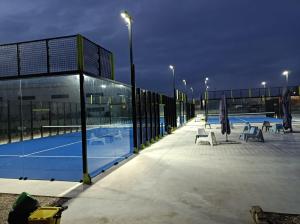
[[0, 126, 133, 181], [208, 113, 283, 124]]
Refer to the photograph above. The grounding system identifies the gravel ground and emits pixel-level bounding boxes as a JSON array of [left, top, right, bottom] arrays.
[[0, 193, 70, 224]]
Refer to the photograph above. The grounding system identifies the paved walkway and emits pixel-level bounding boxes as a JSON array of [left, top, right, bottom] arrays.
[[0, 178, 80, 197], [62, 121, 300, 224]]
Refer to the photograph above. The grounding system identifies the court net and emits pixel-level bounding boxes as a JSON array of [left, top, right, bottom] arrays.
[[41, 124, 132, 138], [207, 112, 281, 124], [207, 112, 276, 118]]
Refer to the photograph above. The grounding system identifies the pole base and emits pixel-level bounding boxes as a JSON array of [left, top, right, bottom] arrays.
[[83, 173, 91, 185]]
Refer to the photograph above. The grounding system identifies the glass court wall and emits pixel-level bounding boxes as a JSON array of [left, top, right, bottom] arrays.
[[0, 34, 133, 182], [84, 75, 133, 177], [0, 75, 83, 181]]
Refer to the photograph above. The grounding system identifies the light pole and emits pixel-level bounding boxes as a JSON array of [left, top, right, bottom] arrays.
[[182, 79, 187, 105], [282, 70, 289, 85], [169, 65, 176, 127], [204, 77, 209, 122], [169, 65, 176, 98], [121, 10, 138, 151], [190, 87, 194, 102], [182, 79, 187, 93], [182, 79, 187, 124], [261, 81, 267, 99]]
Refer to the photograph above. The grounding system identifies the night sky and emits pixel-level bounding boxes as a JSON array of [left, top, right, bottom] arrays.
[[0, 0, 299, 98]]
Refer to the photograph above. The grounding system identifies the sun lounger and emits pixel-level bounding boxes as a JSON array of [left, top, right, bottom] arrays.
[[239, 123, 252, 140], [114, 130, 123, 141], [270, 123, 284, 134], [196, 131, 217, 146], [195, 128, 208, 143], [89, 133, 105, 145], [205, 122, 211, 129], [262, 121, 272, 132], [245, 127, 264, 142]]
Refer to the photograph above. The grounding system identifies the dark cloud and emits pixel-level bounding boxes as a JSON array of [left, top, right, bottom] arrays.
[[0, 0, 299, 98]]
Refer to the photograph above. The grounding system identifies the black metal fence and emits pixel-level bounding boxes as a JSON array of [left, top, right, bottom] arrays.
[[203, 86, 300, 117], [207, 86, 300, 100], [135, 88, 195, 148]]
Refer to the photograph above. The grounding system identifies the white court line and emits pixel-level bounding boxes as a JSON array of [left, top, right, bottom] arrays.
[[21, 141, 82, 157], [21, 136, 111, 157], [1, 134, 126, 158], [0, 154, 127, 159], [0, 154, 21, 157], [21, 155, 127, 159]]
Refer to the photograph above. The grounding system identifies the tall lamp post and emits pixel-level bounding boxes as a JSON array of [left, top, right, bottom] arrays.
[[182, 79, 187, 93], [182, 79, 187, 124], [190, 86, 194, 118], [169, 65, 176, 127], [282, 70, 289, 85], [121, 11, 138, 152], [190, 87, 194, 102], [261, 81, 266, 96], [204, 77, 209, 122]]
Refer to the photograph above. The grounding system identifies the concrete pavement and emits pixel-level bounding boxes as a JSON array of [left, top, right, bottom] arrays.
[[62, 121, 300, 224]]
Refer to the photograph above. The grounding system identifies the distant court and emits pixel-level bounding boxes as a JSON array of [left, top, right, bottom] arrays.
[[208, 112, 283, 124]]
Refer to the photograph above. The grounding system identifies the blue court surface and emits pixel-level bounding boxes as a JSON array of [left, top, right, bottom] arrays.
[[208, 115, 282, 124], [0, 126, 133, 181]]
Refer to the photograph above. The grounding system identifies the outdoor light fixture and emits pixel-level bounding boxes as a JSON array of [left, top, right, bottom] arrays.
[[282, 70, 290, 84], [120, 10, 137, 150], [282, 70, 289, 76], [205, 77, 209, 85], [169, 64, 176, 127], [261, 81, 266, 88], [182, 79, 186, 86], [120, 11, 131, 26]]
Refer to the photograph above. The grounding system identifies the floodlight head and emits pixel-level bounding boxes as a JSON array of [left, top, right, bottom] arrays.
[[121, 12, 127, 19], [190, 87, 193, 92], [261, 81, 266, 86], [282, 70, 289, 76], [205, 77, 209, 81], [120, 11, 131, 25], [182, 79, 186, 85], [169, 65, 174, 70]]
